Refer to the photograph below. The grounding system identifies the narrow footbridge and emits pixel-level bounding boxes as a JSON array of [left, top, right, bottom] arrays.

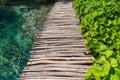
[[20, 0, 93, 80]]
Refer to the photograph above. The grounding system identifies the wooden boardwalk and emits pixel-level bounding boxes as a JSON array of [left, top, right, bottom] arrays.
[[20, 0, 93, 80]]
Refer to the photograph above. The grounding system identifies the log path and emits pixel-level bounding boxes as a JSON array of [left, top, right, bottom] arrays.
[[20, 0, 93, 80]]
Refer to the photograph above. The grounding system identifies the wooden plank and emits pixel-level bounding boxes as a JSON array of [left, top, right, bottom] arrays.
[[30, 53, 91, 57], [22, 72, 85, 77], [32, 45, 86, 49], [26, 63, 89, 67], [36, 36, 82, 39], [24, 64, 90, 69], [23, 67, 88, 73], [27, 60, 91, 66], [29, 56, 92, 60], [33, 40, 84, 46], [30, 48, 88, 54], [21, 76, 84, 80]]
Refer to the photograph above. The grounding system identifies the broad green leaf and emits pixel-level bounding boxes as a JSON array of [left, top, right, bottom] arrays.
[[99, 56, 106, 63], [110, 74, 119, 80], [102, 61, 111, 76], [99, 43, 107, 51], [110, 58, 118, 67], [104, 50, 113, 58], [100, 50, 113, 58]]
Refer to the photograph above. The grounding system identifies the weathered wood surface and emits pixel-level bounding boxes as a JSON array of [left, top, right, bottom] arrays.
[[20, 0, 93, 80]]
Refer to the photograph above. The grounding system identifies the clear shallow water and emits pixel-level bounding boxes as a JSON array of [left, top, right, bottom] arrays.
[[0, 4, 51, 80]]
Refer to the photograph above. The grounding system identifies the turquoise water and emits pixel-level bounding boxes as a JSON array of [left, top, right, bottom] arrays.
[[0, 4, 51, 80]]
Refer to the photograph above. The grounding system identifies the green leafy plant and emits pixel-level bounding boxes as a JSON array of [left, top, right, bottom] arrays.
[[73, 0, 120, 80]]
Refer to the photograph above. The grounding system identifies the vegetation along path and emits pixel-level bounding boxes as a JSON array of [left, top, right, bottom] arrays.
[[20, 0, 93, 80]]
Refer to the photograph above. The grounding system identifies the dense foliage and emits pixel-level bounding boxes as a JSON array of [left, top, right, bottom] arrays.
[[73, 0, 120, 80], [0, 4, 51, 80]]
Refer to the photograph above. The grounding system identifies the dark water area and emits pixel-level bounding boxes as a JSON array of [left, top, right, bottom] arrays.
[[0, 4, 51, 80]]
